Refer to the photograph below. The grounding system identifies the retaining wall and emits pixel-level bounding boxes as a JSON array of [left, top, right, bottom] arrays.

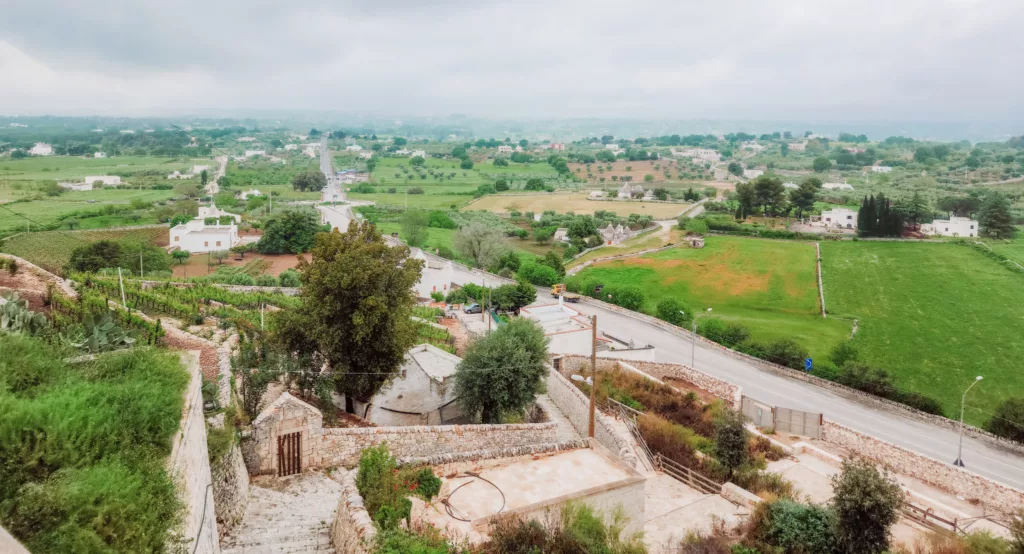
[[565, 355, 742, 408], [210, 444, 249, 538], [330, 470, 376, 554], [247, 393, 560, 473]]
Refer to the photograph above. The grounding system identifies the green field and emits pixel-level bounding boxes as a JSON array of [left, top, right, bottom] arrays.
[[347, 192, 474, 210], [0, 188, 176, 234], [821, 241, 1024, 425], [574, 236, 852, 360], [375, 222, 545, 263], [0, 155, 208, 182], [980, 228, 1024, 266], [1, 226, 168, 273]]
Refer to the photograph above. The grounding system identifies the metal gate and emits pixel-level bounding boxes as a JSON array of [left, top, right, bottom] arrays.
[[277, 432, 302, 476], [741, 396, 822, 439]]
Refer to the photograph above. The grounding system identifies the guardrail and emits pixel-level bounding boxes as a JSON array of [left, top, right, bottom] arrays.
[[655, 454, 721, 495], [902, 501, 960, 534], [606, 398, 654, 472]]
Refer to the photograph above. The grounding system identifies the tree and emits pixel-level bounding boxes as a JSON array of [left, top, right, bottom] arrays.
[[789, 181, 818, 218], [493, 157, 509, 167], [454, 318, 549, 423], [896, 192, 929, 229], [292, 171, 327, 192], [714, 409, 748, 477], [494, 178, 509, 191], [753, 175, 786, 215], [802, 176, 823, 190], [409, 156, 426, 167], [171, 249, 191, 266], [454, 222, 507, 268], [308, 128, 322, 137], [460, 158, 474, 170], [813, 157, 833, 172], [540, 250, 565, 277], [735, 181, 756, 217], [986, 398, 1024, 442], [653, 188, 669, 200], [656, 298, 690, 327], [780, 142, 789, 157], [393, 137, 407, 146], [727, 161, 744, 177], [517, 262, 559, 286], [67, 240, 122, 273], [200, 170, 209, 186], [273, 221, 422, 405], [567, 216, 597, 239], [400, 209, 429, 247], [212, 250, 229, 264], [258, 209, 323, 254], [979, 193, 1016, 239], [524, 178, 545, 191], [831, 459, 904, 554]]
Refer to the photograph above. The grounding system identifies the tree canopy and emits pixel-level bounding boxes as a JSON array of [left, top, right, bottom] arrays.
[[257, 209, 324, 254], [292, 170, 327, 192], [454, 222, 508, 268], [273, 221, 422, 403], [454, 318, 549, 423], [978, 193, 1015, 239]]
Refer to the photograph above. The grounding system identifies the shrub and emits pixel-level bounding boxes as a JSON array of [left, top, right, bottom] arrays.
[[278, 269, 301, 287], [517, 262, 559, 287], [829, 341, 859, 367], [229, 272, 256, 286], [356, 444, 409, 529], [714, 409, 749, 476], [637, 413, 700, 468], [254, 274, 278, 287], [408, 187, 425, 194], [831, 459, 905, 554], [430, 291, 444, 302], [445, 288, 468, 304], [761, 338, 809, 370], [656, 298, 691, 327], [600, 285, 645, 311], [375, 526, 456, 554], [986, 398, 1024, 443], [750, 499, 838, 554]]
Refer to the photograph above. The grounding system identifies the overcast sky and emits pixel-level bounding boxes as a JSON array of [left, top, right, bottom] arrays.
[[2, 0, 1022, 123]]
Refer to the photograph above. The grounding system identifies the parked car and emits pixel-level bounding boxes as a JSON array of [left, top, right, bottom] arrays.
[[463, 303, 481, 314]]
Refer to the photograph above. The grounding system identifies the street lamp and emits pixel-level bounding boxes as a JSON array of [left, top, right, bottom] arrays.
[[953, 375, 983, 467], [690, 308, 713, 368]]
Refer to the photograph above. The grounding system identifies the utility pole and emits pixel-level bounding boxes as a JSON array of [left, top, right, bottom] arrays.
[[589, 314, 597, 438], [117, 267, 127, 307], [260, 303, 265, 330], [139, 251, 144, 279], [954, 375, 983, 467]]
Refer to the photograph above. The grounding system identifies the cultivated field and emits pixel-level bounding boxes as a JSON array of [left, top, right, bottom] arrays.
[[980, 228, 1024, 266], [0, 188, 175, 234], [465, 192, 690, 218], [0, 226, 168, 273], [574, 235, 852, 360], [0, 155, 209, 182], [821, 241, 1024, 424]]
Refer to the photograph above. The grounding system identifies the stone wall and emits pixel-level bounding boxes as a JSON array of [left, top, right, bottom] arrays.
[[210, 444, 249, 538], [822, 421, 1024, 514], [167, 351, 220, 554], [564, 355, 742, 408], [331, 470, 376, 554], [247, 393, 560, 474], [544, 365, 638, 469]]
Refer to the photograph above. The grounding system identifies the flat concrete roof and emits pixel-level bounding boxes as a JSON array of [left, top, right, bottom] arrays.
[[414, 448, 637, 542]]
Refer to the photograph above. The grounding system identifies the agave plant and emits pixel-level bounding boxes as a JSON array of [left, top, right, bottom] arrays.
[[0, 291, 49, 335], [62, 311, 137, 353]]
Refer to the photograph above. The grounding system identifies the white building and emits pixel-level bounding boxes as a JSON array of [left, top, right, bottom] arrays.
[[359, 152, 373, 160], [789, 142, 807, 152], [58, 182, 94, 191], [680, 148, 720, 162], [28, 142, 53, 156], [395, 149, 412, 156], [244, 150, 266, 159], [84, 175, 121, 185], [605, 144, 618, 150], [783, 182, 799, 189], [167, 170, 194, 180], [191, 165, 210, 174], [743, 169, 764, 179], [742, 141, 765, 151], [410, 150, 427, 159], [588, 190, 605, 199], [169, 219, 239, 253], [236, 188, 263, 201], [411, 248, 455, 299], [284, 144, 299, 151], [871, 165, 893, 173], [197, 204, 241, 224], [617, 183, 644, 199], [497, 145, 513, 154], [345, 144, 363, 152], [921, 217, 978, 237], [94, 152, 107, 158], [600, 223, 635, 244], [354, 344, 464, 426], [303, 146, 318, 158], [820, 207, 858, 229], [553, 228, 570, 242], [520, 303, 600, 355], [237, 137, 257, 142], [822, 182, 854, 190]]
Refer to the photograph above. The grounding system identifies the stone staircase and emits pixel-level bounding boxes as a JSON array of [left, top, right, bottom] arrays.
[[221, 471, 342, 554]]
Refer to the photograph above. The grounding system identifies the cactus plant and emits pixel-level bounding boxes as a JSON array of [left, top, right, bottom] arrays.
[[0, 292, 49, 335], [62, 311, 137, 353]]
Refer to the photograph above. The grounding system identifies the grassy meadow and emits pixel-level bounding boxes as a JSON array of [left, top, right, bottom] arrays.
[[573, 235, 852, 360], [821, 241, 1024, 425], [0, 155, 208, 182], [1, 226, 169, 273]]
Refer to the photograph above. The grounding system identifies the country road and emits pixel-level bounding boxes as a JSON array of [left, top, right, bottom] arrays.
[[438, 256, 1024, 490]]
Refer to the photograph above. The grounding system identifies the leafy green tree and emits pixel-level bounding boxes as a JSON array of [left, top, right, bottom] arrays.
[[789, 181, 818, 218], [119, 241, 172, 274], [393, 137, 407, 146], [714, 409, 748, 477], [801, 176, 823, 190], [292, 170, 327, 192], [986, 398, 1024, 442], [454, 318, 549, 423], [753, 175, 786, 215], [517, 262, 559, 286], [813, 157, 833, 172], [656, 298, 691, 327], [171, 249, 191, 267], [979, 193, 1016, 239], [831, 459, 904, 554], [567, 216, 597, 239], [200, 170, 209, 186], [274, 222, 422, 405], [495, 178, 509, 191], [653, 188, 669, 200], [493, 157, 509, 167], [728, 161, 744, 177], [735, 181, 756, 217], [409, 156, 426, 167], [67, 240, 122, 273], [524, 178, 545, 191], [451, 146, 467, 159], [780, 143, 790, 157], [460, 158, 474, 170], [258, 209, 323, 254], [540, 250, 566, 277], [400, 209, 429, 247], [454, 222, 507, 268]]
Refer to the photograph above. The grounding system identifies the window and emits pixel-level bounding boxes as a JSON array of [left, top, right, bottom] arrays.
[[970, 225, 975, 229], [944, 228, 949, 232], [846, 215, 852, 220], [204, 241, 209, 247], [216, 241, 221, 247], [174, 236, 180, 242]]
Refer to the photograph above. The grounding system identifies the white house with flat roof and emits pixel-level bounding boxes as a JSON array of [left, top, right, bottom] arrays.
[[743, 169, 764, 179], [236, 188, 263, 200], [244, 150, 265, 159], [354, 344, 464, 426], [191, 165, 210, 174], [497, 145, 513, 154], [84, 175, 121, 185], [169, 219, 238, 253], [58, 181, 94, 191], [94, 152, 107, 158], [198, 204, 241, 224], [29, 143, 53, 156], [871, 165, 893, 173], [410, 149, 427, 159], [822, 182, 854, 190], [345, 144, 363, 152], [520, 303, 601, 355], [921, 217, 978, 237], [820, 207, 858, 229]]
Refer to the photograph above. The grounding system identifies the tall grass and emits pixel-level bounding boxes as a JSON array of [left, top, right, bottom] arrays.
[[0, 334, 188, 552]]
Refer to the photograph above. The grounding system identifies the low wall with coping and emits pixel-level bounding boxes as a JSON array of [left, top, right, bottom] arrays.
[[247, 393, 560, 474], [544, 364, 638, 469], [822, 421, 1024, 514], [331, 470, 376, 554]]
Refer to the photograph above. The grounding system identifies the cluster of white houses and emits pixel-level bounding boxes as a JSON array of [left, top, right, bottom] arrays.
[[169, 205, 241, 253], [815, 207, 978, 237]]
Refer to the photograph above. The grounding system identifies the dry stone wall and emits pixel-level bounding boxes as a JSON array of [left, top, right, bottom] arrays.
[[210, 444, 249, 538], [331, 470, 376, 554], [246, 393, 560, 474], [822, 421, 1024, 514], [562, 355, 742, 408]]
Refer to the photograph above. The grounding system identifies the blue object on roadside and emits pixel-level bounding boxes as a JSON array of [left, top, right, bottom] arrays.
[[804, 358, 813, 371]]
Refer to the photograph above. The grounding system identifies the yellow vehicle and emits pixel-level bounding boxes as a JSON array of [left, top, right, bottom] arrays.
[[550, 284, 580, 302]]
